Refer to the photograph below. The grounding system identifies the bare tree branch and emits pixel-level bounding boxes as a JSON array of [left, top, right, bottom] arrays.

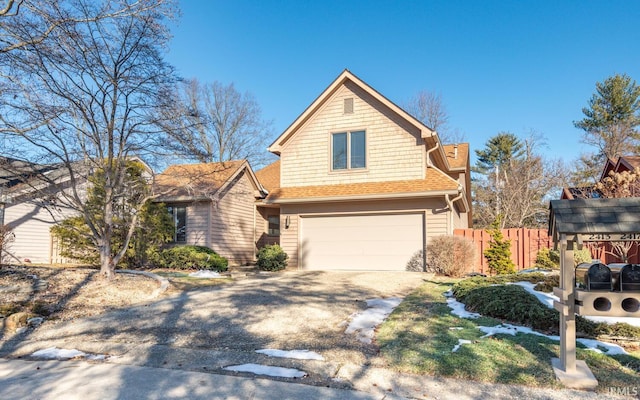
[[0, 0, 177, 279]]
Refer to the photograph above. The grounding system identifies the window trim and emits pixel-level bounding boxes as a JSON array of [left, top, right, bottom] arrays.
[[330, 129, 367, 172]]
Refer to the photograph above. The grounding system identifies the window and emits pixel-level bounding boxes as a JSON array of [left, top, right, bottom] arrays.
[[167, 205, 186, 243], [267, 215, 280, 236], [332, 130, 366, 170]]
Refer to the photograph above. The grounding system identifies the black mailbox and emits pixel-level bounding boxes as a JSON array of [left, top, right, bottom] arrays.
[[575, 262, 612, 291], [620, 264, 640, 292]]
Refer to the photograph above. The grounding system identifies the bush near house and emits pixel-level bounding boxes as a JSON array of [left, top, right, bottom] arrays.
[[153, 245, 228, 271], [256, 244, 288, 271], [424, 236, 476, 277]]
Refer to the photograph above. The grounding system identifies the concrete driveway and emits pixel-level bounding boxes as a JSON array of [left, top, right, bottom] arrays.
[[0, 271, 427, 389]]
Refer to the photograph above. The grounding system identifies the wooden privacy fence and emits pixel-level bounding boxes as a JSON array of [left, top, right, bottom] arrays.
[[454, 228, 552, 274]]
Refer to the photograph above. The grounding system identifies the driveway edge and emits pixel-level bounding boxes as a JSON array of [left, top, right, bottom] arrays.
[[117, 270, 169, 299]]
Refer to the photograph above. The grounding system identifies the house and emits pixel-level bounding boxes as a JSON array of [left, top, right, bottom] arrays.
[[154, 160, 266, 265], [254, 70, 472, 271], [561, 155, 640, 199], [1, 159, 84, 264]]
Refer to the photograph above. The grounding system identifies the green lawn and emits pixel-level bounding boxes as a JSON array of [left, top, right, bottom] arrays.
[[376, 279, 640, 392]]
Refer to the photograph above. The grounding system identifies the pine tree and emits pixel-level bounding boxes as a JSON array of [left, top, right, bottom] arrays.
[[483, 217, 516, 275]]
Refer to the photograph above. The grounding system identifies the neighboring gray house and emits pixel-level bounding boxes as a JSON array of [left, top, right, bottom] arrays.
[[0, 158, 77, 264]]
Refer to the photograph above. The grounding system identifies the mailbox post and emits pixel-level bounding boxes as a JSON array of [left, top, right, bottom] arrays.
[[549, 198, 640, 390]]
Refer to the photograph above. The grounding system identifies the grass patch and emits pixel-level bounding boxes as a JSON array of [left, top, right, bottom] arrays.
[[377, 278, 640, 392]]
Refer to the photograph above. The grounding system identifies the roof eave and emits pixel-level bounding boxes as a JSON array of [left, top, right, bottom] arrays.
[[264, 189, 460, 204]]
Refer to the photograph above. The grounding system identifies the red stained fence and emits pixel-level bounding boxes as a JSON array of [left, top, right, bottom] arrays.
[[454, 228, 640, 274], [454, 228, 553, 274]]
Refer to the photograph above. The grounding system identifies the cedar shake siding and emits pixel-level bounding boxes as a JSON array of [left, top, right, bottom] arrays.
[[259, 70, 472, 271], [281, 81, 425, 188]]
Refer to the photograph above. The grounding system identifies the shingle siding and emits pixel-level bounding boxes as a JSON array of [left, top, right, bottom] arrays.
[[210, 170, 257, 265], [281, 82, 425, 188]]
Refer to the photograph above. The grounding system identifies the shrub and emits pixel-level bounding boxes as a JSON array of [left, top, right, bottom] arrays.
[[535, 247, 593, 270], [256, 244, 288, 271], [406, 249, 424, 272], [452, 273, 640, 339], [426, 236, 476, 277], [153, 245, 228, 271], [534, 247, 558, 270], [463, 285, 559, 331], [483, 218, 516, 275], [533, 274, 559, 292], [574, 248, 593, 266]]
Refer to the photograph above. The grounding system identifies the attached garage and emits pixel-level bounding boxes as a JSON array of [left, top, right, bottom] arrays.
[[299, 213, 424, 271]]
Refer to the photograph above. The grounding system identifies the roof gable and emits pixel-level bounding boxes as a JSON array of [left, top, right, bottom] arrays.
[[155, 160, 264, 201], [268, 70, 435, 155]]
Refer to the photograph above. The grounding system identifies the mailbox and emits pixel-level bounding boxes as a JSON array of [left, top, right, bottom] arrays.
[[620, 264, 640, 292], [575, 262, 612, 291]]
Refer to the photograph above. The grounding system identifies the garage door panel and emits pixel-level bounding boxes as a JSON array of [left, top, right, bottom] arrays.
[[300, 213, 424, 271]]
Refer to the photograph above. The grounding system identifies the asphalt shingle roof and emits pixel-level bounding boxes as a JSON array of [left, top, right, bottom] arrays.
[[549, 198, 640, 237]]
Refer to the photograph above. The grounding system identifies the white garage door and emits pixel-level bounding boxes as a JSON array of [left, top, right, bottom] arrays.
[[300, 213, 424, 271]]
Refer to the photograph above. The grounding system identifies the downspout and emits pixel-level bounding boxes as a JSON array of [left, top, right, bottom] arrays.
[[445, 187, 464, 234], [425, 141, 439, 168]]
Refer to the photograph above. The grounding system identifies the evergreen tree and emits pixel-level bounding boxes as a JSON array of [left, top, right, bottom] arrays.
[[483, 217, 516, 275], [573, 74, 640, 183]]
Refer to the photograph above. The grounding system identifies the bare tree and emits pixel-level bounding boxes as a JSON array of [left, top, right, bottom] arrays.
[[0, 0, 176, 279], [473, 134, 567, 228], [592, 167, 640, 262], [158, 79, 273, 167], [0, 0, 166, 54], [404, 89, 465, 144]]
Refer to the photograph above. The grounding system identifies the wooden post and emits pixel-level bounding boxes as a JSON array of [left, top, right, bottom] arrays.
[[559, 237, 576, 373]]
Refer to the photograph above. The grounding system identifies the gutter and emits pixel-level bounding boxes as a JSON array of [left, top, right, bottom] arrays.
[[264, 189, 461, 205]]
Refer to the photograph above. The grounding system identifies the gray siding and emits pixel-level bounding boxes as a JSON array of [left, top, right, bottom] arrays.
[[5, 200, 76, 264]]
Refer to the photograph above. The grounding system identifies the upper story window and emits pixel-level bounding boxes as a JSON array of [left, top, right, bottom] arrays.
[[332, 130, 366, 171], [167, 205, 187, 243]]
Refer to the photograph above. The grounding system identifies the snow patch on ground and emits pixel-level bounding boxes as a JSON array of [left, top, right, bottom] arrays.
[[576, 338, 628, 355], [478, 323, 559, 341], [446, 286, 629, 355], [444, 290, 481, 319], [31, 347, 111, 361], [256, 349, 324, 360], [188, 270, 223, 278], [223, 363, 306, 378], [452, 339, 472, 352], [345, 297, 402, 343]]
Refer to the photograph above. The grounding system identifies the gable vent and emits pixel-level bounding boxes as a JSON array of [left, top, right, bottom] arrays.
[[344, 98, 354, 114]]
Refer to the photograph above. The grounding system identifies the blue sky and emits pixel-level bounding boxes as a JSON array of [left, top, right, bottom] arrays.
[[166, 1, 640, 165]]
